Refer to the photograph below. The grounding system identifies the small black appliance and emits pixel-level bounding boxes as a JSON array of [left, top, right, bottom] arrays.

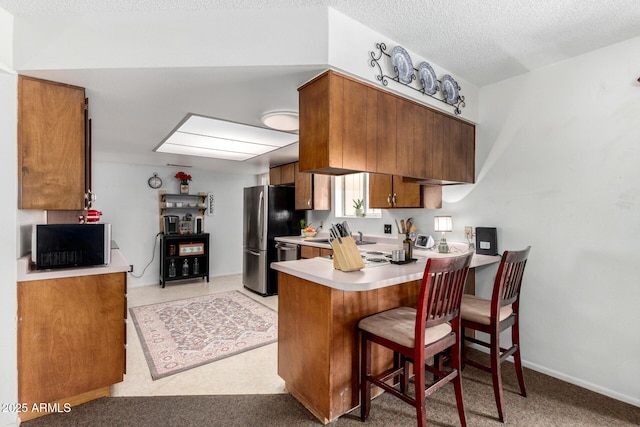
[[163, 215, 180, 234], [476, 227, 498, 255]]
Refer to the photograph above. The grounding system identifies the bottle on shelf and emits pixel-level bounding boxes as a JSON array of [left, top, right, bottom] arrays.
[[193, 258, 200, 275], [182, 259, 189, 276], [403, 233, 413, 260], [169, 259, 176, 278]]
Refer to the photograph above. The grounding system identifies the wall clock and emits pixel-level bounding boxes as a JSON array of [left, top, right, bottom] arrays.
[[148, 173, 163, 189]]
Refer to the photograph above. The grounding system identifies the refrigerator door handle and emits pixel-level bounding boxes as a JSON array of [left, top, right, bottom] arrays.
[[248, 250, 260, 256], [258, 190, 265, 244]]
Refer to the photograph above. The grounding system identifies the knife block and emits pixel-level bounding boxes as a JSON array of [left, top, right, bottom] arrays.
[[330, 236, 364, 272]]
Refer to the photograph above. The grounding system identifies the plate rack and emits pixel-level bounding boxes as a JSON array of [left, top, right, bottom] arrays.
[[369, 42, 466, 115]]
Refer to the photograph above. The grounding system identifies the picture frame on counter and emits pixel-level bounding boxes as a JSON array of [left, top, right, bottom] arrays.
[[178, 242, 205, 256]]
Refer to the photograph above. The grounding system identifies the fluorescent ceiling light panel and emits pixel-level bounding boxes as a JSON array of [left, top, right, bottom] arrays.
[[155, 114, 298, 161]]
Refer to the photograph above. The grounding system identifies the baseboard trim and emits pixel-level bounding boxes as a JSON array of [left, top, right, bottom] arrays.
[[467, 344, 639, 408]]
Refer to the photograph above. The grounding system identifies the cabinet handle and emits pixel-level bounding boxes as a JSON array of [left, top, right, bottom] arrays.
[[387, 194, 392, 206], [392, 193, 397, 206], [307, 198, 311, 208]]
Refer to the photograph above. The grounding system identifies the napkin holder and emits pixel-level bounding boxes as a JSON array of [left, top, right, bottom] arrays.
[[330, 236, 364, 272]]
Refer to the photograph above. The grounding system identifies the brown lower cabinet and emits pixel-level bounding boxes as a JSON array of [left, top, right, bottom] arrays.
[[17, 272, 126, 421], [300, 246, 333, 259]]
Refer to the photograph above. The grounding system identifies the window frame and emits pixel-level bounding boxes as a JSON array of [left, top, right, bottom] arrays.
[[334, 173, 382, 219]]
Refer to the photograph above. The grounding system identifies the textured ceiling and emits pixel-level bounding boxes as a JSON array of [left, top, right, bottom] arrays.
[[2, 0, 639, 172], [3, 0, 639, 85]]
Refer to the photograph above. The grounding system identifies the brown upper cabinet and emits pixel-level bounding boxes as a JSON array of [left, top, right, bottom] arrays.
[[369, 174, 420, 208], [298, 70, 475, 184], [269, 162, 295, 186], [269, 162, 331, 210], [18, 76, 91, 210], [438, 112, 475, 183], [294, 162, 331, 211]]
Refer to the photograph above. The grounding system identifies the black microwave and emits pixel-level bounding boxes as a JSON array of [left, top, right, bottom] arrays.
[[31, 223, 112, 270]]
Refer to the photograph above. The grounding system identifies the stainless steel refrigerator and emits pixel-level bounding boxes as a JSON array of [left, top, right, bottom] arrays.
[[243, 185, 304, 296]]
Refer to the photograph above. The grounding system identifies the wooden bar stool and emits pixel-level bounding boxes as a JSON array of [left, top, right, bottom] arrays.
[[358, 252, 474, 427], [460, 246, 531, 423]]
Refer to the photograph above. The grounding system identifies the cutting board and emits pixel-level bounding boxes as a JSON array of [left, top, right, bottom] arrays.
[[330, 236, 364, 272]]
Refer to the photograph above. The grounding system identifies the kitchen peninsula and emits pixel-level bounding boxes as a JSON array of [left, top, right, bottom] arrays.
[[271, 238, 499, 424]]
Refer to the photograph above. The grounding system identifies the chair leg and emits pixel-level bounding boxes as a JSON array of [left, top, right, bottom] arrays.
[[360, 335, 372, 421], [490, 331, 506, 423], [461, 326, 467, 370], [414, 359, 427, 427], [399, 354, 409, 394], [512, 321, 527, 397], [451, 338, 468, 427]]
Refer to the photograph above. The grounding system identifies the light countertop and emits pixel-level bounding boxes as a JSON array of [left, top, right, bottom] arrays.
[[272, 234, 500, 291], [17, 249, 130, 282]]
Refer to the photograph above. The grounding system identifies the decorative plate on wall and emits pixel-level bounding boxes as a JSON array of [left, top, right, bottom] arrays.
[[441, 74, 459, 105], [390, 46, 414, 84], [418, 62, 438, 95]]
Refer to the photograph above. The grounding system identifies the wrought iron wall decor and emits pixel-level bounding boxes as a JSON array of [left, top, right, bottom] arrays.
[[369, 42, 466, 115]]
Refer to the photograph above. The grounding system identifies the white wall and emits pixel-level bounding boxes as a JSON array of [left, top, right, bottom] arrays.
[[1, 7, 18, 426], [467, 36, 640, 404], [0, 7, 12, 72], [92, 162, 258, 287], [327, 8, 479, 123]]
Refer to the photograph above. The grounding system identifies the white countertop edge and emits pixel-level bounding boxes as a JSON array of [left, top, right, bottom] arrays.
[[17, 249, 130, 282], [271, 258, 427, 291], [271, 241, 501, 292], [274, 235, 500, 268]]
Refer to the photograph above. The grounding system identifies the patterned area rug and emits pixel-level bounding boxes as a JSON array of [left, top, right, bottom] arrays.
[[130, 291, 277, 380]]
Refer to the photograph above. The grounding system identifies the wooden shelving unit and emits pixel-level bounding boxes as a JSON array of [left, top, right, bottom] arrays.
[[159, 233, 210, 288], [158, 190, 207, 234]]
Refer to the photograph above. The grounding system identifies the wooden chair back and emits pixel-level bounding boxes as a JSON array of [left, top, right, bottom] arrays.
[[415, 252, 474, 348], [491, 247, 531, 315]]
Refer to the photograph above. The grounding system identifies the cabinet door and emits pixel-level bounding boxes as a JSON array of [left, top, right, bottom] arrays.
[[392, 176, 422, 208], [342, 78, 369, 171], [300, 246, 320, 259], [368, 173, 393, 209], [280, 163, 295, 185], [269, 166, 282, 185], [295, 163, 331, 210], [375, 91, 397, 175], [18, 273, 125, 413], [369, 174, 422, 208], [298, 72, 343, 173], [433, 113, 475, 184], [365, 86, 378, 172], [18, 76, 87, 210], [396, 99, 426, 179], [446, 119, 475, 183], [295, 162, 313, 210]]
